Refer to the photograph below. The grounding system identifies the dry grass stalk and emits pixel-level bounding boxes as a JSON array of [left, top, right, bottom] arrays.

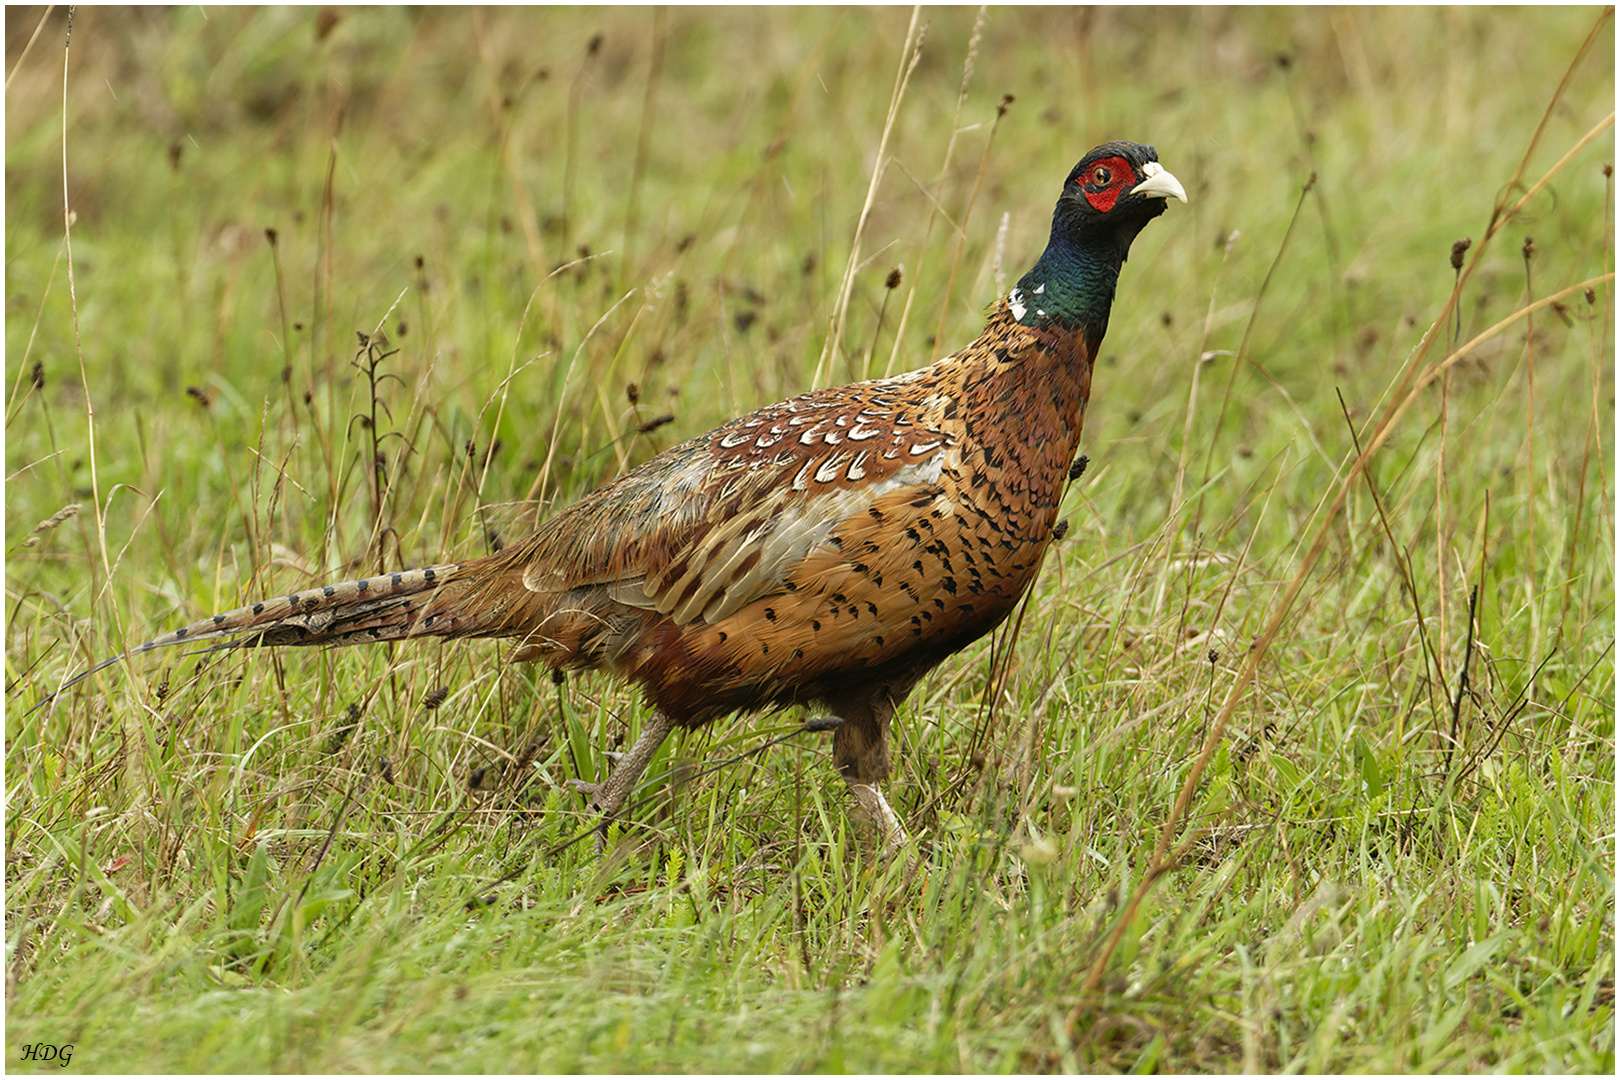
[[1078, 14, 1616, 994]]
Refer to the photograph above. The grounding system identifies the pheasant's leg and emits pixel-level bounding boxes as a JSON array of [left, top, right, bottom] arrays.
[[831, 696, 912, 857], [847, 780, 910, 856], [568, 710, 676, 829]]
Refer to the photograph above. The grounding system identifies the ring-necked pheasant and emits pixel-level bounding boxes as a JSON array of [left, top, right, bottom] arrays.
[[37, 142, 1184, 855]]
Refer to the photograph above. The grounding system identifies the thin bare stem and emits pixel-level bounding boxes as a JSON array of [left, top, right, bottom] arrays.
[[5, 4, 55, 92], [1490, 8, 1611, 220], [1079, 271, 1610, 998], [884, 6, 985, 377], [1200, 175, 1316, 522], [813, 7, 925, 389], [623, 6, 667, 280], [932, 94, 1012, 360], [59, 10, 111, 620], [1078, 74, 1616, 985]]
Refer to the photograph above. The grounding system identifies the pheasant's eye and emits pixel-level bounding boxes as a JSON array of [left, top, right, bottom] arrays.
[[1076, 154, 1141, 213]]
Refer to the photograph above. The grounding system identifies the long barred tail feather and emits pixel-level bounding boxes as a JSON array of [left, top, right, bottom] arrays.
[[30, 562, 470, 713]]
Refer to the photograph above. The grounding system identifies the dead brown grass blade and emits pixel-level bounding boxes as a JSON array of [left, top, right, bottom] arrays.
[[813, 7, 926, 389], [1076, 15, 1617, 995]]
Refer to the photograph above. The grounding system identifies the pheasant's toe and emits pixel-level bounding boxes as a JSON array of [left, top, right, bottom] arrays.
[[567, 777, 604, 808]]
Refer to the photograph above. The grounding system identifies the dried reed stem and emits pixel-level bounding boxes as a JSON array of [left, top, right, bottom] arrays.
[[883, 6, 985, 378], [813, 7, 926, 389], [1078, 33, 1617, 988]]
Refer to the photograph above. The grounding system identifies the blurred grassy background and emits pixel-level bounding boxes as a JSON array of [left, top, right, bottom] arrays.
[[5, 6, 1613, 1072]]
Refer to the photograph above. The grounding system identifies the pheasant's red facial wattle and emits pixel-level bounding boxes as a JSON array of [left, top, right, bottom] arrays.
[[1076, 154, 1135, 214]]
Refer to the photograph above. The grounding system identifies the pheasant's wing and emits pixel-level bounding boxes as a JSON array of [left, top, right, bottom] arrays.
[[520, 376, 955, 625]]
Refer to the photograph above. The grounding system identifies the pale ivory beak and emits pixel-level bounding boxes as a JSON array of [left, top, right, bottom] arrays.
[[1132, 160, 1188, 203]]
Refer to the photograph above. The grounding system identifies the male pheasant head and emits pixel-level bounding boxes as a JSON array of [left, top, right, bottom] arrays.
[[1009, 141, 1186, 338]]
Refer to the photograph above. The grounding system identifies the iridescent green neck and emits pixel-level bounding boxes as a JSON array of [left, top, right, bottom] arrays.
[[1007, 238, 1122, 339]]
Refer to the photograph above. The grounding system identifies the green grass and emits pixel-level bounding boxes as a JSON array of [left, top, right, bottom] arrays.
[[5, 6, 1613, 1072]]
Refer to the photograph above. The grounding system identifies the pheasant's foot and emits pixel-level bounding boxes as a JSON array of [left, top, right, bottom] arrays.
[[567, 711, 677, 843], [566, 753, 628, 809], [566, 777, 605, 809], [848, 780, 911, 860], [565, 778, 612, 851]]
